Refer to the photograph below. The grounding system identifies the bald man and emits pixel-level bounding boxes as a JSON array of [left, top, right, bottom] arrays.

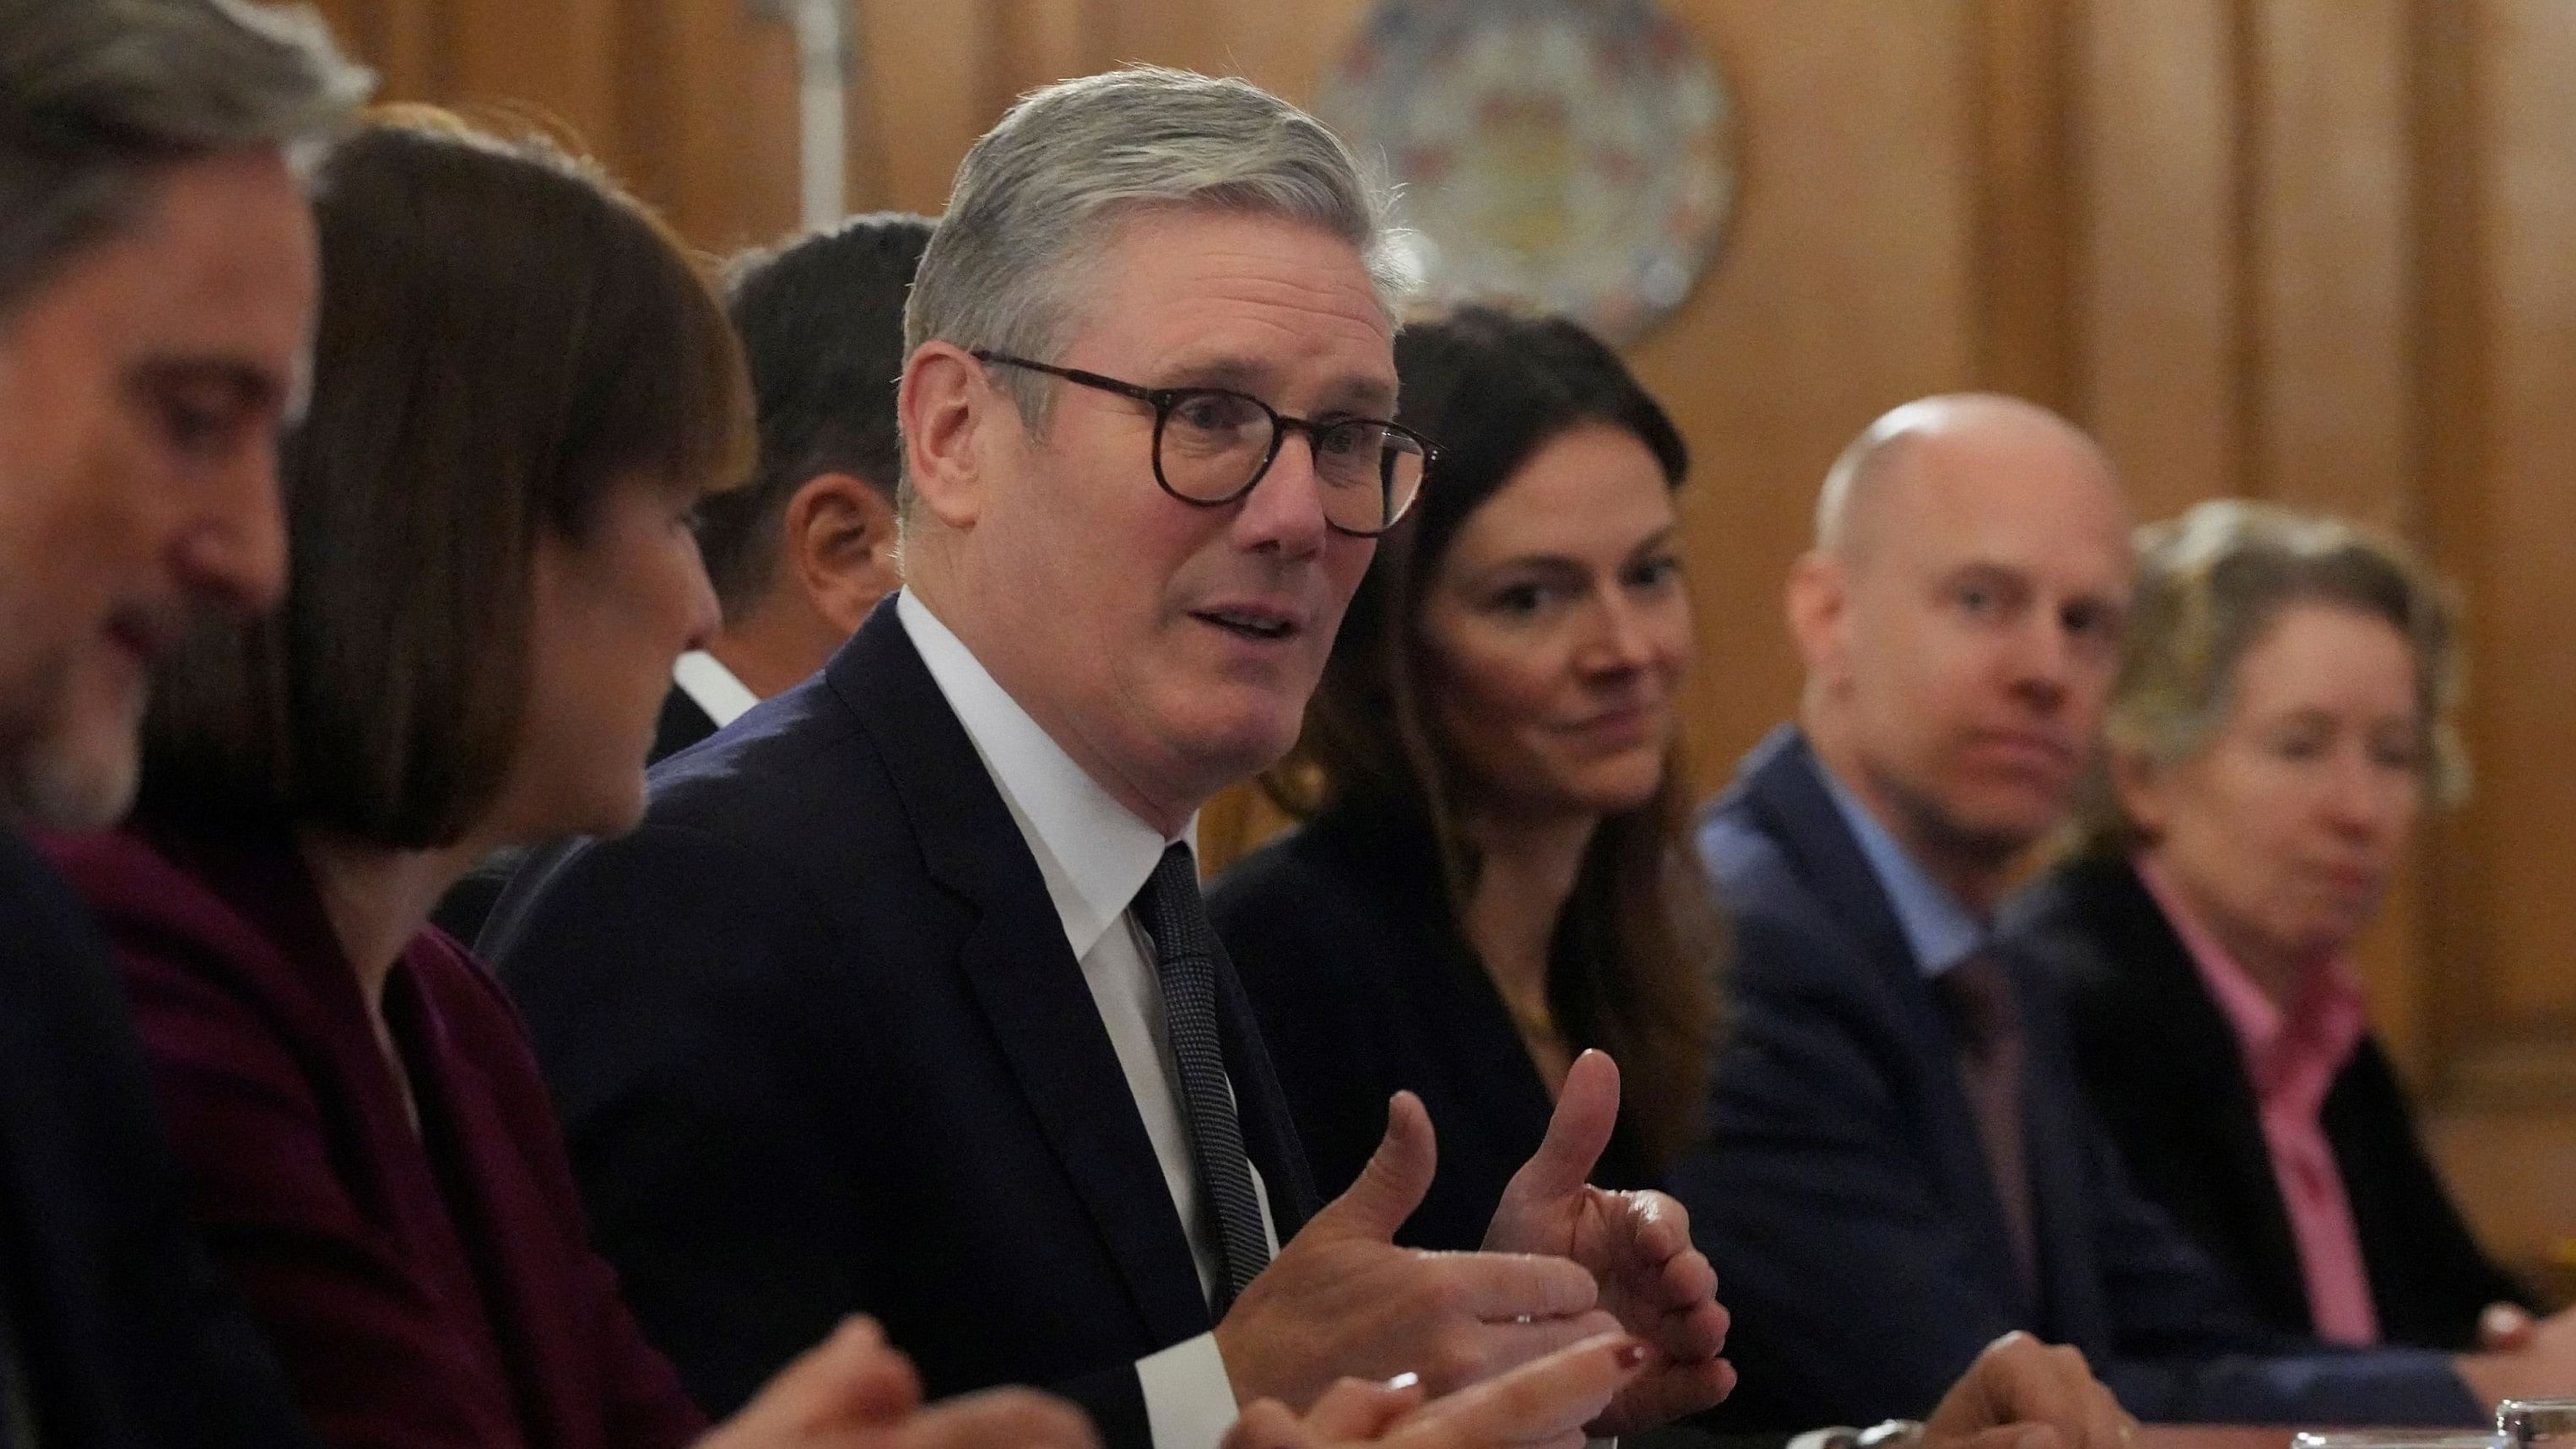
[[1670, 396, 2535, 1432]]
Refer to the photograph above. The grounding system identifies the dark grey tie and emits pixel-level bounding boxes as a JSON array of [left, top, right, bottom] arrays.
[[1935, 949, 2038, 1291], [1134, 841, 1271, 1316]]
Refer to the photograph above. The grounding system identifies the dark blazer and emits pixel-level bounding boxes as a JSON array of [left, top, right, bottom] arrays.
[[1210, 802, 1652, 1252], [649, 686, 718, 765], [1670, 727, 2479, 1430], [482, 601, 1319, 1449], [45, 821, 705, 1449], [2010, 855, 2532, 1351], [430, 686, 718, 949], [0, 828, 320, 1449]]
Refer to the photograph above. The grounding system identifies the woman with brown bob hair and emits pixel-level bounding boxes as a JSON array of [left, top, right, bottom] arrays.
[[35, 111, 1099, 1449], [1209, 305, 1726, 1251], [2005, 498, 2541, 1354]]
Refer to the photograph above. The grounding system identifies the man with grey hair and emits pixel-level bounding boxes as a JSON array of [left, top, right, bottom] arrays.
[[0, 0, 355, 1441], [488, 66, 1734, 1449]]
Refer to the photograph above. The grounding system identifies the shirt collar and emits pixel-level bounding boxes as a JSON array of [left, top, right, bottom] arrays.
[[1814, 757, 1988, 977], [671, 650, 760, 729], [896, 588, 1188, 960], [2135, 853, 2368, 1098]]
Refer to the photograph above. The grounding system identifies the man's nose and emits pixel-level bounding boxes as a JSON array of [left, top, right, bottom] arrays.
[[1227, 434, 1332, 559], [173, 441, 290, 616]]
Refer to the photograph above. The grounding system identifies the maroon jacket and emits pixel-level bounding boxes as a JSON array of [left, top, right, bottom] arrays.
[[45, 819, 708, 1449]]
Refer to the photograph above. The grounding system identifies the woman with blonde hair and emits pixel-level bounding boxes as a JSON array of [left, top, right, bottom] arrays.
[[2005, 498, 2538, 1352]]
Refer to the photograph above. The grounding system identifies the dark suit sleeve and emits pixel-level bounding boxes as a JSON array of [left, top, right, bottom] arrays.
[[2070, 1097, 2482, 1425], [2338, 1045, 2535, 1346]]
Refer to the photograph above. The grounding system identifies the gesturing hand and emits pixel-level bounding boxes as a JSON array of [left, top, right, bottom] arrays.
[[1922, 1333, 2135, 1449], [1215, 1092, 1621, 1412], [698, 1316, 1099, 1449], [1223, 1333, 1651, 1449], [1483, 1051, 1735, 1435]]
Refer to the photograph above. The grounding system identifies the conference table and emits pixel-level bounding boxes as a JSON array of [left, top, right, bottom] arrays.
[[2140, 1429, 2298, 1449]]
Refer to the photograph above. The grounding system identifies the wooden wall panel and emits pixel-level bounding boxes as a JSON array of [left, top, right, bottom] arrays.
[[1648, 0, 1980, 797], [290, 0, 2576, 1267], [2075, 0, 2241, 526], [1973, 0, 2078, 410], [2460, 0, 2576, 1037]]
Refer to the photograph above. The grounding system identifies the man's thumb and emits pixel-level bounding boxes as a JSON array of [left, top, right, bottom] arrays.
[[1312, 1091, 1437, 1241], [716, 1316, 920, 1443]]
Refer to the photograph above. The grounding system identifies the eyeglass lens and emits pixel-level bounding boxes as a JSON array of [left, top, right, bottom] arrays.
[[1156, 391, 1426, 533]]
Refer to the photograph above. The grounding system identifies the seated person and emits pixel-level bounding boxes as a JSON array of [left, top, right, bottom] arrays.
[[1213, 308, 2136, 1449], [684, 210, 935, 738], [482, 66, 1733, 1449], [42, 110, 1093, 1449], [1211, 304, 1725, 1252], [1672, 395, 2576, 1430], [431, 209, 932, 945], [2007, 498, 2541, 1351], [0, 0, 360, 1441]]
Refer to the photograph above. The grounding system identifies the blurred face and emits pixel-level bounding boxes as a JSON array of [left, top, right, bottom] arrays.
[[489, 478, 720, 841], [948, 209, 1393, 830], [1420, 424, 1690, 823], [1799, 414, 2131, 877], [0, 149, 312, 828], [2122, 603, 2426, 976]]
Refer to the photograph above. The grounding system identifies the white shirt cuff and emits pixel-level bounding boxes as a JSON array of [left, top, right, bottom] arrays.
[[1139, 1332, 1242, 1449]]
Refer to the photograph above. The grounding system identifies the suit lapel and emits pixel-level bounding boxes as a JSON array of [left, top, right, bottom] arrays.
[[2081, 862, 2308, 1324], [1738, 727, 2038, 1312], [830, 607, 1213, 1346]]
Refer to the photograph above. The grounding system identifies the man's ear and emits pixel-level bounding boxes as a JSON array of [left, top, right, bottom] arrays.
[[1785, 549, 1851, 684], [785, 473, 901, 636], [900, 341, 1000, 530]]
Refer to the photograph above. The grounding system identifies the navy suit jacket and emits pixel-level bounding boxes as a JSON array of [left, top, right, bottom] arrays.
[[0, 828, 319, 1449], [1670, 727, 2479, 1429], [481, 602, 1318, 1449]]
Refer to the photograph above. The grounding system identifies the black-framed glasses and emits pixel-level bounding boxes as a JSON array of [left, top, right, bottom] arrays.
[[972, 351, 1437, 537]]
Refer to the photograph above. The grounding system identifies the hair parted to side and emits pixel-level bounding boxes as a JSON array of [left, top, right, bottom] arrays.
[[901, 66, 1406, 462], [1272, 304, 1724, 1171], [701, 210, 934, 617], [138, 110, 753, 849], [0, 0, 370, 319], [2069, 497, 2468, 857]]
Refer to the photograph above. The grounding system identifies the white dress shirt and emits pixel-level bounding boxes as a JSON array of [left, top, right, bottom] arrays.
[[670, 650, 760, 730], [897, 589, 1274, 1449]]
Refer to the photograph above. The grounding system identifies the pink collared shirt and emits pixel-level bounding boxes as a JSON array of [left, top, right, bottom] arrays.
[[2135, 856, 2379, 1344]]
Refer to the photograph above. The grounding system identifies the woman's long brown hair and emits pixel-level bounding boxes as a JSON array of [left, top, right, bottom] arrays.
[[1267, 305, 1728, 1171]]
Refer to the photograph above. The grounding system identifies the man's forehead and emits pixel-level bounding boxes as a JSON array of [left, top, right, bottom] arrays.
[[1871, 462, 2129, 587], [1066, 208, 1397, 403]]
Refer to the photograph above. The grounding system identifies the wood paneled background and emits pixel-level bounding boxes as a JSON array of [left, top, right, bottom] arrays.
[[301, 0, 2576, 1279]]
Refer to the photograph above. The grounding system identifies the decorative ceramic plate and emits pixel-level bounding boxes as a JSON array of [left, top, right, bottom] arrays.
[[1318, 0, 1734, 345]]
